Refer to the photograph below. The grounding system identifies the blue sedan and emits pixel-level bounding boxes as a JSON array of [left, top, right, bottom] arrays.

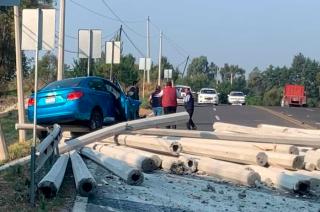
[[27, 77, 141, 130]]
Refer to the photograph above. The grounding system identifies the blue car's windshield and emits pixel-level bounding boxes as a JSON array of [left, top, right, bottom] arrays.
[[42, 78, 83, 91]]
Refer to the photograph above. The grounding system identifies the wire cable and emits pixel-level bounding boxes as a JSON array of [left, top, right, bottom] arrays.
[[122, 29, 145, 57]]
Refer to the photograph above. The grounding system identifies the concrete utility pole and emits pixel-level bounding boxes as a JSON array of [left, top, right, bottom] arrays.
[[158, 30, 162, 86], [147, 16, 150, 83], [57, 0, 65, 80], [14, 6, 26, 143], [216, 67, 219, 85], [230, 72, 233, 86]]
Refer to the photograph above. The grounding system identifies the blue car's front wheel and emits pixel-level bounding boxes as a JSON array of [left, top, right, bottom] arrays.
[[89, 109, 103, 130]]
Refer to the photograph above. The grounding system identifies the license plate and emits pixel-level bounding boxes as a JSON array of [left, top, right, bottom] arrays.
[[45, 96, 55, 104]]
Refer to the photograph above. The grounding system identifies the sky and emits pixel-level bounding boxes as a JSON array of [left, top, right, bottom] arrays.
[[54, 0, 320, 73]]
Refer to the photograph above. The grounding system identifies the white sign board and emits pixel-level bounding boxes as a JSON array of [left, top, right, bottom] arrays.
[[139, 58, 151, 71], [0, 0, 20, 6], [164, 69, 173, 79], [106, 41, 121, 64], [21, 9, 55, 50], [78, 29, 101, 59]]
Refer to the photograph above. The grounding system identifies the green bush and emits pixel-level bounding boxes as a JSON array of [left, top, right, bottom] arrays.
[[263, 87, 282, 106], [246, 96, 263, 105], [307, 98, 318, 107], [140, 97, 151, 109]]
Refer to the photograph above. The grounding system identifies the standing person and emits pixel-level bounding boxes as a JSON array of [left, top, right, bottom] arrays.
[[128, 81, 140, 100], [149, 85, 162, 116], [184, 88, 197, 130], [161, 81, 177, 128]]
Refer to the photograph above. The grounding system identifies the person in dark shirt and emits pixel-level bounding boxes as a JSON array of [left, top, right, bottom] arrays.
[[149, 85, 163, 116], [183, 88, 197, 130], [128, 81, 140, 100]]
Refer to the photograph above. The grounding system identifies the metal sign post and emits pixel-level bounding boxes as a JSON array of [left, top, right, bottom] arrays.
[[106, 41, 121, 80], [21, 8, 55, 205], [139, 58, 151, 98], [79, 29, 101, 76]]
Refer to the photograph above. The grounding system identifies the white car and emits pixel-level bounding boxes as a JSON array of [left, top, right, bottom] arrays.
[[197, 88, 219, 105], [228, 91, 246, 105], [175, 85, 191, 105]]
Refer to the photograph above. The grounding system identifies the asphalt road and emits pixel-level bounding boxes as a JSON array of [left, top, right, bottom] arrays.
[[266, 106, 320, 129], [177, 104, 300, 131]]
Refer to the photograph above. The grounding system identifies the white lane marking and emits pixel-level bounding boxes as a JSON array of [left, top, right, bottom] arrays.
[[306, 108, 315, 112], [215, 115, 220, 121], [213, 107, 217, 111], [72, 196, 88, 212]]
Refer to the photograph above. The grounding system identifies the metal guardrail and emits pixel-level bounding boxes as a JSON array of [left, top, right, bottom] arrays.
[[30, 124, 61, 204]]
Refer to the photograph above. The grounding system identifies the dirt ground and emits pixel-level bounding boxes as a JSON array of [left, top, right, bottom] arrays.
[[0, 162, 76, 212], [85, 159, 320, 212]]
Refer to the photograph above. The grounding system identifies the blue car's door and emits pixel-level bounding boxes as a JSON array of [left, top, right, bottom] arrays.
[[87, 78, 115, 123]]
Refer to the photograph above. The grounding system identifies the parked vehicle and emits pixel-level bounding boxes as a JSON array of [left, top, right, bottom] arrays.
[[228, 91, 246, 105], [175, 85, 191, 105], [281, 84, 306, 107], [27, 77, 141, 130], [197, 88, 219, 105]]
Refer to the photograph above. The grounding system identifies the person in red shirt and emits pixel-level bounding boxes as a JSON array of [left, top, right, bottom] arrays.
[[160, 81, 177, 128]]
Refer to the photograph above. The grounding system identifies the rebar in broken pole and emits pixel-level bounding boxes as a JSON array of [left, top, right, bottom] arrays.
[[248, 165, 310, 193], [80, 147, 143, 185], [196, 156, 261, 187], [38, 154, 69, 198], [157, 155, 186, 175], [0, 124, 8, 161], [70, 151, 96, 196], [113, 135, 182, 156], [179, 154, 198, 172], [88, 143, 156, 173]]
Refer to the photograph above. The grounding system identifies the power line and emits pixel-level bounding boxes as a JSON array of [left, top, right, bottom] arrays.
[[100, 0, 147, 38], [122, 29, 145, 57]]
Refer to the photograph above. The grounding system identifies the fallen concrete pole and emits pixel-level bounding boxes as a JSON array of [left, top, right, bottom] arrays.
[[270, 167, 320, 194], [88, 143, 155, 173], [304, 163, 316, 171], [112, 135, 182, 156], [0, 124, 9, 161], [59, 112, 188, 154], [0, 155, 30, 172], [257, 124, 320, 136], [179, 154, 198, 172], [156, 136, 299, 155], [265, 152, 304, 170], [304, 150, 320, 170], [70, 151, 96, 197], [80, 147, 143, 185], [134, 128, 320, 148], [104, 145, 162, 169], [196, 156, 261, 187], [157, 154, 186, 175], [38, 154, 69, 198], [248, 165, 310, 193], [175, 138, 268, 166]]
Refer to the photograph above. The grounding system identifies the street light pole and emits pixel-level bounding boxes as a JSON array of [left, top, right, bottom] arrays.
[[57, 0, 65, 80]]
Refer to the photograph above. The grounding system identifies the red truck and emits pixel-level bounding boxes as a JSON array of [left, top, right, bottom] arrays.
[[281, 84, 307, 107]]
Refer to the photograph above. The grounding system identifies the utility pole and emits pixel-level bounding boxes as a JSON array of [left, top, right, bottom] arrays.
[[14, 6, 26, 143], [182, 56, 189, 78], [147, 16, 150, 83], [110, 40, 114, 80], [216, 67, 219, 85], [119, 25, 123, 41], [57, 0, 65, 80], [158, 30, 162, 86]]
